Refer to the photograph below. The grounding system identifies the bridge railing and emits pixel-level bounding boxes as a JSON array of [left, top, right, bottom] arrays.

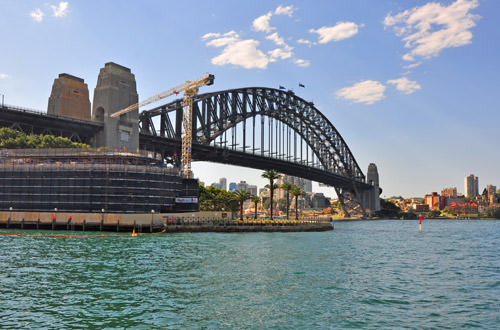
[[0, 148, 165, 163], [1, 104, 101, 126]]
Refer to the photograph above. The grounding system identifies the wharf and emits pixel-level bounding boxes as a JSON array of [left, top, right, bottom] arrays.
[[0, 211, 333, 233]]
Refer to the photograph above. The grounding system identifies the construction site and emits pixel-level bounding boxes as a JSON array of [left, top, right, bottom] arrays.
[[0, 148, 198, 213]]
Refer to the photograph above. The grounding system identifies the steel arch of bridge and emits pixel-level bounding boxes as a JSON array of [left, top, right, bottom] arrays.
[[139, 87, 371, 193]]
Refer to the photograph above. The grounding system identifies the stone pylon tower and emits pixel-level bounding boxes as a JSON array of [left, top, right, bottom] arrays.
[[92, 62, 139, 151], [364, 163, 381, 213], [47, 74, 91, 120]]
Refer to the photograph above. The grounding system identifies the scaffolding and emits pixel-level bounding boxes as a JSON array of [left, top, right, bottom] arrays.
[[0, 148, 198, 213]]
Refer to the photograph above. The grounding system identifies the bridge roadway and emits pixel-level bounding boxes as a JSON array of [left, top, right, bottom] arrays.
[[0, 104, 102, 144], [140, 134, 372, 192], [0, 101, 374, 201]]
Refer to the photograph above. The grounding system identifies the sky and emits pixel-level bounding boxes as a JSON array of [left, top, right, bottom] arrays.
[[0, 0, 499, 198]]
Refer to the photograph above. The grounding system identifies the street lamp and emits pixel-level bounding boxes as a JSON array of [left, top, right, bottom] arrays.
[[0, 93, 4, 107], [9, 206, 12, 222]]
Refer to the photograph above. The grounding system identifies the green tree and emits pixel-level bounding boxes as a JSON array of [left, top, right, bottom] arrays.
[[250, 195, 260, 220], [199, 185, 238, 212], [484, 206, 500, 219], [374, 199, 402, 219], [428, 210, 441, 218], [0, 127, 90, 149], [291, 185, 305, 220], [261, 169, 281, 220], [281, 181, 294, 220], [235, 190, 252, 220]]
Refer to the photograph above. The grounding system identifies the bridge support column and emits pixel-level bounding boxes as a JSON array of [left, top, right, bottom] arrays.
[[92, 62, 139, 151]]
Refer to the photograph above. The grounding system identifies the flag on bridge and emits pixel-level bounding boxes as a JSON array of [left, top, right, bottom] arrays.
[[299, 83, 305, 88], [279, 85, 286, 90]]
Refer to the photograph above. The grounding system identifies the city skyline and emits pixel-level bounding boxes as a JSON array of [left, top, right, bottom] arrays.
[[1, 0, 498, 197]]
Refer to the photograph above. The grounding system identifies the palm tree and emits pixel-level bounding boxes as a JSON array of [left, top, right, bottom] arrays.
[[234, 190, 252, 220], [261, 169, 281, 220], [281, 181, 294, 220], [291, 185, 305, 220], [250, 195, 260, 220]]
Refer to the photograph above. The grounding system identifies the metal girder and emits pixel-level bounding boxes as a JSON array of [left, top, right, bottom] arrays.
[[139, 87, 366, 184]]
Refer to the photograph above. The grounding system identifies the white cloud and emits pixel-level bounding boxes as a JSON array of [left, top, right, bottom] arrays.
[[30, 8, 44, 22], [205, 31, 240, 47], [0, 73, 8, 79], [310, 22, 360, 44], [384, 0, 480, 61], [51, 1, 69, 17], [387, 77, 422, 94], [254, 5, 296, 33], [268, 48, 293, 62], [204, 5, 303, 69], [205, 32, 269, 69], [253, 12, 274, 33], [202, 32, 221, 40], [294, 59, 310, 67], [266, 32, 285, 46], [403, 62, 422, 69], [297, 39, 313, 46], [275, 5, 295, 17], [336, 80, 386, 105], [212, 40, 269, 69]]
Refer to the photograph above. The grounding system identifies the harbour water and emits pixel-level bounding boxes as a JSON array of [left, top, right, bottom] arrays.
[[1, 220, 499, 328]]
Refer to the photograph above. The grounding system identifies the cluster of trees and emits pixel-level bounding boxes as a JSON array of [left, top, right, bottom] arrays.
[[199, 169, 306, 221], [483, 206, 500, 219], [0, 127, 89, 149]]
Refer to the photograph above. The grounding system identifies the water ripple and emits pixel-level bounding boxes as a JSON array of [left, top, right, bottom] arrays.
[[1, 221, 500, 328]]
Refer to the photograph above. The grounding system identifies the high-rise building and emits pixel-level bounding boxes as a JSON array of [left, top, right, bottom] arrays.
[[248, 185, 258, 196], [219, 177, 227, 191], [278, 174, 312, 195], [487, 184, 497, 204], [236, 181, 249, 192], [464, 174, 479, 197], [228, 182, 237, 192]]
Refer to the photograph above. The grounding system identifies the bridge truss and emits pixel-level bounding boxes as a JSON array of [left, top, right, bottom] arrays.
[[138, 87, 374, 216]]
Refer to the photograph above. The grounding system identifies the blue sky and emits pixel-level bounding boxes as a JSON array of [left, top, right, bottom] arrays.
[[1, 0, 498, 198]]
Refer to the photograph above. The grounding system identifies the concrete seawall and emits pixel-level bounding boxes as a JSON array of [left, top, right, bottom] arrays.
[[0, 211, 333, 233]]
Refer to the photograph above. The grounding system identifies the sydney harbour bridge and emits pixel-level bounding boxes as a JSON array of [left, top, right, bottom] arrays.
[[0, 62, 381, 216]]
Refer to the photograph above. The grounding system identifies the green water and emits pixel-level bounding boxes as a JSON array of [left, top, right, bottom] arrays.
[[1, 220, 499, 328]]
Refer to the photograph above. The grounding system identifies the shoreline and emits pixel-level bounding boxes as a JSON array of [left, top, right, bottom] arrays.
[[0, 211, 333, 233]]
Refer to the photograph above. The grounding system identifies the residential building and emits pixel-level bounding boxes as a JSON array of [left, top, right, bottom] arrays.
[[487, 184, 497, 205], [464, 174, 479, 197], [441, 187, 457, 197], [424, 192, 445, 210]]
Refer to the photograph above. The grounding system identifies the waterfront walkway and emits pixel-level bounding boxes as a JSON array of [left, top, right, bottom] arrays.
[[0, 211, 333, 233]]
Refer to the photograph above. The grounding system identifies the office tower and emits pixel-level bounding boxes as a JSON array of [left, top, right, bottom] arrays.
[[219, 177, 227, 191]]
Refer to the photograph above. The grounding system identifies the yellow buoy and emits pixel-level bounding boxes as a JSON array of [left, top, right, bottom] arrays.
[[132, 229, 137, 237]]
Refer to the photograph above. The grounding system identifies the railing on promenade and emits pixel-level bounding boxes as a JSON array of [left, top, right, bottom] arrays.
[[162, 217, 332, 226]]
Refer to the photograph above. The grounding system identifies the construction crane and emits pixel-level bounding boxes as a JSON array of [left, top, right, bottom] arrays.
[[110, 73, 214, 178]]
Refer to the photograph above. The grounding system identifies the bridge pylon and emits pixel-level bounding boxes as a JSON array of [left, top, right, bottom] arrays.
[[92, 62, 139, 151]]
